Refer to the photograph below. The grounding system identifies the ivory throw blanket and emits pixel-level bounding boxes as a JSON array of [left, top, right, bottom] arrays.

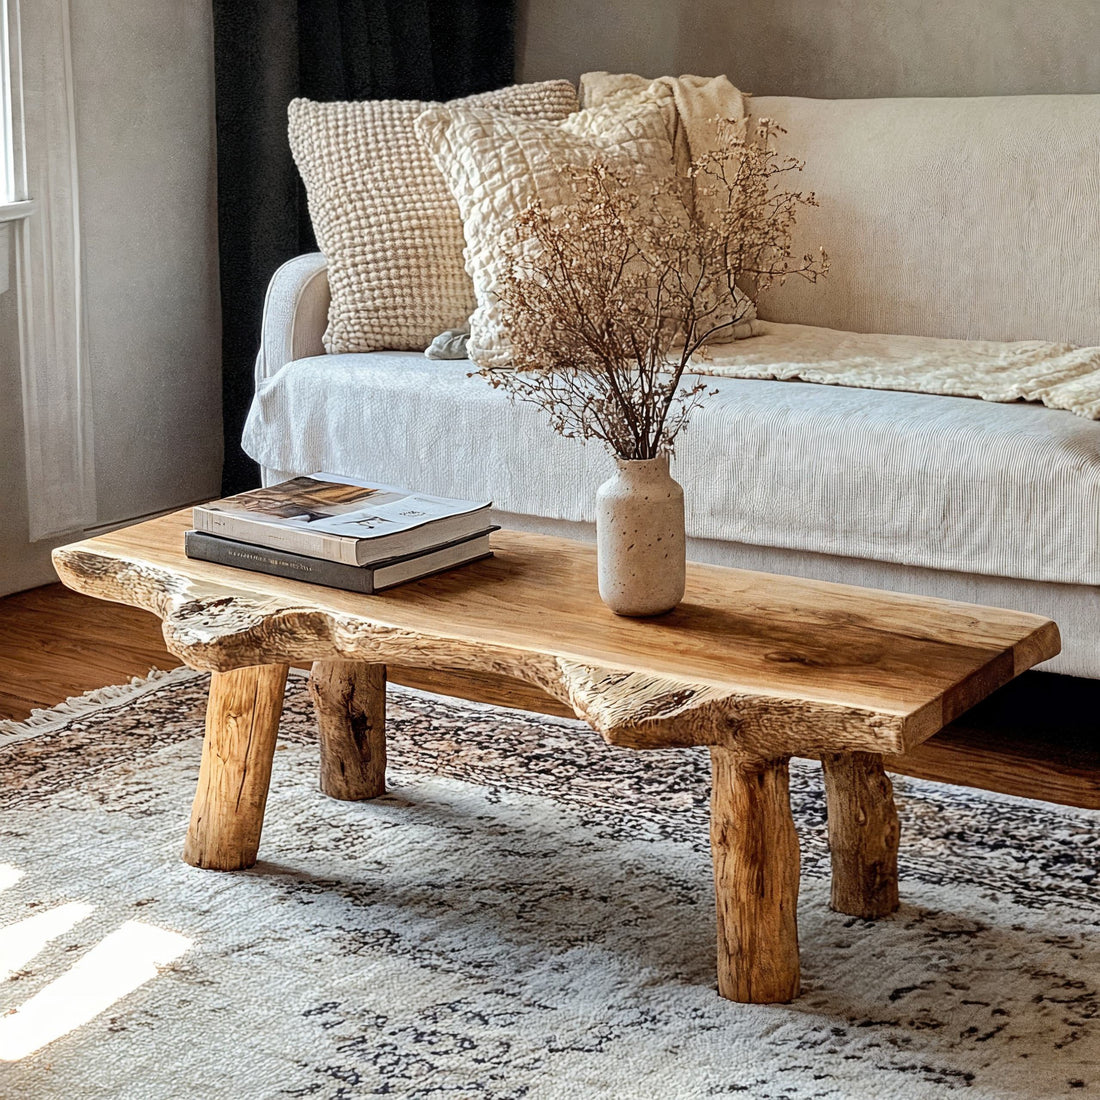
[[693, 323, 1100, 420], [579, 71, 760, 340], [579, 70, 748, 173]]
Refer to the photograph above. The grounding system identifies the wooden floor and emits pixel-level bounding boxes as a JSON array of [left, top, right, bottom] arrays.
[[1, 583, 1098, 809]]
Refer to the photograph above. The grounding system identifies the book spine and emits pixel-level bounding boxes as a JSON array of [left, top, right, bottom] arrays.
[[192, 509, 358, 565], [184, 531, 376, 593]]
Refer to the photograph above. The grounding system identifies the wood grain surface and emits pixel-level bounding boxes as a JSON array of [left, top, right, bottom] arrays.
[[309, 660, 387, 800], [21, 518, 1085, 1005], [822, 752, 901, 918], [52, 511, 1059, 758], [710, 748, 802, 1002], [1, 585, 1092, 807]]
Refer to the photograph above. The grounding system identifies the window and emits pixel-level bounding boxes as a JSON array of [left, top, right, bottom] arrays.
[[0, 0, 27, 211], [0, 3, 10, 201], [0, 1, 12, 201]]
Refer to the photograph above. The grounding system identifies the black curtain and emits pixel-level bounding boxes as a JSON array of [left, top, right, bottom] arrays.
[[213, 0, 517, 493]]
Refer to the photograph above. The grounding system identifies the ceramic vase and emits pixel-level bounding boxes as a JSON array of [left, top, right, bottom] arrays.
[[595, 454, 686, 616]]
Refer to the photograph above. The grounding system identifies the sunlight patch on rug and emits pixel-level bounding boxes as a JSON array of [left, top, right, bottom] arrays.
[[0, 865, 24, 894], [0, 901, 93, 982], [0, 920, 190, 1061]]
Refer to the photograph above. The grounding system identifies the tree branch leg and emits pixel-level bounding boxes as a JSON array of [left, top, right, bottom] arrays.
[[821, 751, 900, 918], [183, 663, 288, 870], [309, 660, 386, 800], [709, 748, 801, 1003]]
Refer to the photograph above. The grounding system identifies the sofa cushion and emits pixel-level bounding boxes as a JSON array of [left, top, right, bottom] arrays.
[[288, 80, 578, 355], [242, 352, 1100, 587], [415, 100, 678, 368]]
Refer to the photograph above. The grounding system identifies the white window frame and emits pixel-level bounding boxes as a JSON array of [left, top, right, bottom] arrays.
[[0, 0, 32, 219]]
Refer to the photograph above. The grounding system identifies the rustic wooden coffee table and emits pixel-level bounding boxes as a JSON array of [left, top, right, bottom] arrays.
[[53, 511, 1059, 1004]]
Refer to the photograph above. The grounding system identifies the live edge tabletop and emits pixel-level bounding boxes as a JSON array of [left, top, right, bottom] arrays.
[[53, 510, 1060, 1005]]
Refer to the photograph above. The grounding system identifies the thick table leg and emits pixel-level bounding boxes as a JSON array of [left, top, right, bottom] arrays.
[[709, 748, 801, 1003], [308, 661, 387, 800], [821, 752, 900, 918], [183, 663, 289, 870]]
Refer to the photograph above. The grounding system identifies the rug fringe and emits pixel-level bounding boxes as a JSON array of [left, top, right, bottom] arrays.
[[0, 666, 204, 745]]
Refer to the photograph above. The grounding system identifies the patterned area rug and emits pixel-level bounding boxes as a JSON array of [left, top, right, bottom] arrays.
[[0, 669, 1097, 1099]]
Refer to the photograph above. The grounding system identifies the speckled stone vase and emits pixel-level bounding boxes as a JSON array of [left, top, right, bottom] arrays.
[[596, 454, 686, 617]]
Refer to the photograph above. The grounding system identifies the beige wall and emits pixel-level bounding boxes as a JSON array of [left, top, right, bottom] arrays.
[[518, 0, 1100, 98], [0, 0, 221, 596], [74, 0, 222, 526]]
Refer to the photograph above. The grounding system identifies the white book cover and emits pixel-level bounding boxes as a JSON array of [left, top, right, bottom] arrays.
[[193, 474, 492, 566]]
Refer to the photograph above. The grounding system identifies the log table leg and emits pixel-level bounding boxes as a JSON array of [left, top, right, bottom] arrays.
[[821, 752, 900, 918], [183, 663, 289, 870], [309, 661, 387, 800], [709, 748, 801, 1003]]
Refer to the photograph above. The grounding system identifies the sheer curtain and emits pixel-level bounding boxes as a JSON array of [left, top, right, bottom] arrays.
[[13, 0, 94, 540]]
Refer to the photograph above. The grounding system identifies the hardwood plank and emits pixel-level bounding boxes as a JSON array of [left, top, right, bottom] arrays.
[[387, 664, 575, 719], [52, 511, 1059, 754], [885, 672, 1100, 808], [389, 664, 1100, 810], [0, 584, 180, 716], [886, 734, 1100, 809]]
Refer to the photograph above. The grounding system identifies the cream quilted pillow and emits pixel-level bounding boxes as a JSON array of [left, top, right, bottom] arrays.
[[288, 80, 578, 354], [415, 103, 678, 368]]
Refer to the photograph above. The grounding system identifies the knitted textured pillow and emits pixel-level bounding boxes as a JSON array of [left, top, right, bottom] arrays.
[[415, 102, 678, 369], [288, 80, 578, 354]]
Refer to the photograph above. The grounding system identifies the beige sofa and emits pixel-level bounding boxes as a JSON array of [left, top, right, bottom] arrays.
[[243, 92, 1100, 678]]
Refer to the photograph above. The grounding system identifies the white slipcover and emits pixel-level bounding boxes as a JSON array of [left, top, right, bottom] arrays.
[[243, 352, 1100, 589]]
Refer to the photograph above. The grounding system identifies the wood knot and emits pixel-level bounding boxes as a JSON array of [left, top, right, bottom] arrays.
[[764, 650, 820, 667]]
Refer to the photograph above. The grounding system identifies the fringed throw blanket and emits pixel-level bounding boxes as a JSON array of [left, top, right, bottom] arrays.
[[580, 70, 748, 172], [579, 70, 761, 340], [692, 322, 1100, 419]]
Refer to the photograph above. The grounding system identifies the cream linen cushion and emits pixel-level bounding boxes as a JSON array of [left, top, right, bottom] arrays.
[[415, 102, 678, 368], [288, 80, 578, 354]]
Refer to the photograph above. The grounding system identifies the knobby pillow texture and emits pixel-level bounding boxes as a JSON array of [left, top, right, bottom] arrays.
[[415, 101, 680, 369], [288, 80, 579, 355]]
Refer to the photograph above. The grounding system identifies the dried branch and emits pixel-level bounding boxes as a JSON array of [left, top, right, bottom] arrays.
[[482, 119, 828, 460]]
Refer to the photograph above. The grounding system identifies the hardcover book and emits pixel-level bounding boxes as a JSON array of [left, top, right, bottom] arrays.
[[192, 474, 492, 566], [184, 528, 496, 594]]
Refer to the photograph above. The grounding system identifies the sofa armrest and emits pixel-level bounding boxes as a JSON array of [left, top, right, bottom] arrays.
[[256, 252, 330, 385]]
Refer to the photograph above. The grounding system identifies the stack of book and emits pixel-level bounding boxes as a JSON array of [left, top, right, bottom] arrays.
[[185, 474, 495, 594]]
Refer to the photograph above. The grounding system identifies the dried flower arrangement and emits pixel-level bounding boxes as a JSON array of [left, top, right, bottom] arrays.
[[481, 119, 829, 460]]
